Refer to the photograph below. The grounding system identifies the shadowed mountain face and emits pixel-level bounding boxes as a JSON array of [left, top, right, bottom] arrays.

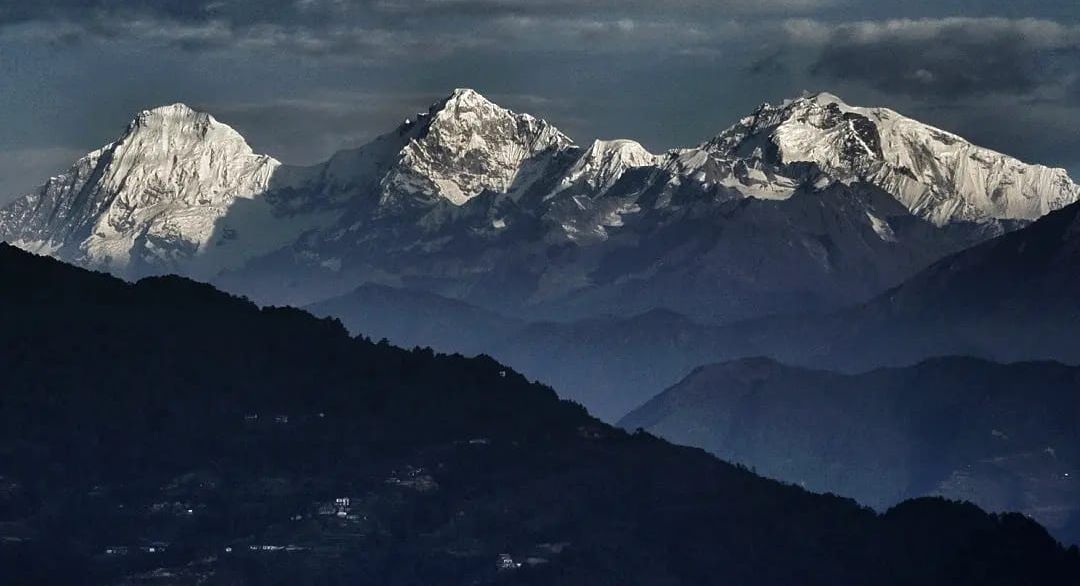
[[726, 200, 1080, 372], [835, 199, 1080, 366], [619, 357, 1080, 545], [308, 199, 1080, 422], [1, 243, 1078, 585]]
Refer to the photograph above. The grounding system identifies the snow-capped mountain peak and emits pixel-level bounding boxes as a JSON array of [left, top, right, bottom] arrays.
[[708, 93, 884, 173], [381, 89, 575, 206], [119, 103, 261, 158], [708, 92, 1080, 225], [132, 102, 209, 126], [439, 87, 502, 114], [116, 102, 270, 171], [800, 91, 846, 107], [551, 139, 659, 198], [0, 102, 281, 274]]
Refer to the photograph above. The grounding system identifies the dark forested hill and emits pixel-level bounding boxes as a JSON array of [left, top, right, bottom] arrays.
[[1, 243, 1077, 585]]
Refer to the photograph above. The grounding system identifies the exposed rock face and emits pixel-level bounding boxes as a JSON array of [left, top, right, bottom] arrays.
[[705, 92, 1080, 225], [381, 88, 574, 207], [551, 139, 660, 198], [0, 104, 283, 278]]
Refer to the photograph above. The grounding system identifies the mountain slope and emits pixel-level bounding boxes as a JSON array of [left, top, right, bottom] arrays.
[[549, 138, 660, 198], [310, 193, 1080, 422], [1, 243, 1078, 585], [723, 199, 1080, 372], [858, 199, 1080, 359], [308, 286, 750, 421], [381, 88, 573, 207], [0, 104, 299, 279], [306, 282, 524, 355], [619, 356, 1080, 544], [705, 92, 1079, 225]]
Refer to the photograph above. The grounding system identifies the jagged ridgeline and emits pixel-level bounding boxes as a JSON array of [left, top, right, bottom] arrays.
[[2, 90, 1077, 324], [0, 243, 1078, 585]]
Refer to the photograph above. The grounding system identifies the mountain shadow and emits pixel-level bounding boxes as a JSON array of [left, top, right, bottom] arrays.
[[727, 200, 1080, 372]]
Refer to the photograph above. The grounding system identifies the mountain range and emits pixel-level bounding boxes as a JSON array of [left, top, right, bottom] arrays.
[[306, 287, 746, 421], [1, 242, 1077, 585], [312, 194, 1080, 528], [5, 88, 1080, 583], [307, 197, 1080, 419], [3, 89, 1077, 325]]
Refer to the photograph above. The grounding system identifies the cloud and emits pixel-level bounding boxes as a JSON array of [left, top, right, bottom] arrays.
[[369, 0, 840, 18], [0, 0, 831, 28], [0, 0, 831, 59], [745, 50, 789, 76], [0, 0, 838, 24], [786, 18, 1080, 100], [1, 19, 486, 61], [484, 15, 746, 54]]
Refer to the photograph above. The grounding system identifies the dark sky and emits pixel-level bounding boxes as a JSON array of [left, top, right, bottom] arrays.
[[1, 0, 1078, 201]]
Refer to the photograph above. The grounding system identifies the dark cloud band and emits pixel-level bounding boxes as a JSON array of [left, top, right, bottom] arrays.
[[789, 18, 1080, 100]]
